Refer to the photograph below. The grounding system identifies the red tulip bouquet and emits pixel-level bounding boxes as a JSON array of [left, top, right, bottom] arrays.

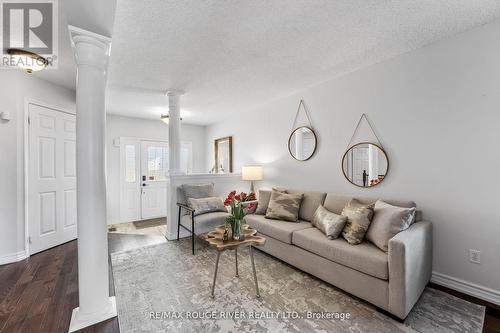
[[223, 191, 256, 240]]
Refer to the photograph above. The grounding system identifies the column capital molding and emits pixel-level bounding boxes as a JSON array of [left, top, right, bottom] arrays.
[[166, 89, 185, 97], [68, 25, 112, 69]]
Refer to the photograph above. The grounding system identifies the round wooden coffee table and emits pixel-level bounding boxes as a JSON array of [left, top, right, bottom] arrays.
[[206, 224, 266, 298]]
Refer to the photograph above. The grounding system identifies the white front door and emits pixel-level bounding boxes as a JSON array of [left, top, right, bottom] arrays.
[[140, 141, 168, 219], [28, 103, 77, 254], [119, 139, 193, 223]]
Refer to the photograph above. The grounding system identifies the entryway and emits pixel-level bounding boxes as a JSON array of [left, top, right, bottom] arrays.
[[118, 138, 192, 223]]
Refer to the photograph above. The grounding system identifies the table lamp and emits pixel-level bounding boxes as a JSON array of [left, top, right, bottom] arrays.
[[242, 166, 263, 193]]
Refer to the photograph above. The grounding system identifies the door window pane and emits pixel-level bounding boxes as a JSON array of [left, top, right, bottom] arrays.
[[147, 146, 169, 181], [125, 145, 136, 182]]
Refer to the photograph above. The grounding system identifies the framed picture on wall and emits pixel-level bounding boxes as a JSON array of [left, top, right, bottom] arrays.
[[214, 136, 233, 173]]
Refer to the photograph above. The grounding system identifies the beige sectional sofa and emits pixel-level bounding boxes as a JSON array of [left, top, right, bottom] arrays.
[[244, 190, 432, 319]]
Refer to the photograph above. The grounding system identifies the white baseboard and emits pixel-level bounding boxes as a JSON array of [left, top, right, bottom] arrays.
[[431, 271, 500, 305], [0, 250, 28, 266]]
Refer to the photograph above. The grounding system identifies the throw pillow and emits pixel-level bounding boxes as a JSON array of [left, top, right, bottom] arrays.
[[187, 197, 227, 216], [265, 190, 303, 222], [366, 200, 416, 252], [182, 183, 214, 200], [312, 205, 347, 239], [255, 188, 286, 215], [341, 199, 375, 245]]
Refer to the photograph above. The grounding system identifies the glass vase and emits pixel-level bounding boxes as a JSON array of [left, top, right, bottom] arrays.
[[232, 219, 242, 241]]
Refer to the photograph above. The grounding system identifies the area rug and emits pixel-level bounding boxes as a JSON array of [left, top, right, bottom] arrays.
[[110, 239, 485, 333]]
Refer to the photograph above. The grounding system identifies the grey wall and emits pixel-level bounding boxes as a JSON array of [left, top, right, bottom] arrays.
[[106, 114, 207, 224], [206, 19, 500, 296]]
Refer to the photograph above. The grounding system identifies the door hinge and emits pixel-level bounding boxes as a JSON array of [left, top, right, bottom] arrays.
[[27, 116, 30, 125], [28, 236, 32, 244]]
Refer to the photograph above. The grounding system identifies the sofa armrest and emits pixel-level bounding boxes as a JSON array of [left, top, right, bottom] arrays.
[[388, 220, 432, 319]]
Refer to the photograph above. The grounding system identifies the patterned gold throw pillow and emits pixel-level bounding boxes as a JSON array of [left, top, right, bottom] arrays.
[[341, 199, 375, 245], [265, 190, 303, 222], [312, 205, 347, 239]]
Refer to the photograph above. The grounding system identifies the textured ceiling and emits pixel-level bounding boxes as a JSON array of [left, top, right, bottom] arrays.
[[42, 1, 500, 124], [31, 0, 117, 89]]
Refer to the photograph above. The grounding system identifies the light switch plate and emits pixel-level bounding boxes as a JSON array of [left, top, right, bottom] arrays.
[[469, 249, 481, 264], [0, 112, 11, 121]]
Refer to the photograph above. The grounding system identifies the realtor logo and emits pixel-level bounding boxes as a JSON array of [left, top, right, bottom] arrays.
[[1, 0, 58, 69]]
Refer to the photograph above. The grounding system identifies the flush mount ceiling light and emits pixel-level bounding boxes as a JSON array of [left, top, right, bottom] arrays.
[[161, 114, 183, 124], [7, 48, 48, 73]]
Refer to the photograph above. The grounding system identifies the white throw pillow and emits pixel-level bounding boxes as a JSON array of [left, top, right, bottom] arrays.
[[366, 200, 416, 252], [188, 197, 227, 216]]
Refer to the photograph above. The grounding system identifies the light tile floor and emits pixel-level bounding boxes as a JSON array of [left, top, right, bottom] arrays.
[[108, 218, 167, 237]]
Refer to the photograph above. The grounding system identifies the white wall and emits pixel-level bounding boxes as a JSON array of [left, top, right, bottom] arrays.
[[0, 71, 76, 263], [206, 19, 500, 298], [106, 114, 206, 224]]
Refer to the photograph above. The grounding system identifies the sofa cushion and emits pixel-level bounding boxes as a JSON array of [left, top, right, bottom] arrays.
[[245, 214, 312, 244], [324, 193, 416, 216], [278, 188, 327, 222], [292, 228, 389, 280]]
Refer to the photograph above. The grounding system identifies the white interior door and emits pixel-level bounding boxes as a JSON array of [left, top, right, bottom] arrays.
[[140, 141, 168, 219], [119, 139, 141, 222], [28, 103, 77, 254]]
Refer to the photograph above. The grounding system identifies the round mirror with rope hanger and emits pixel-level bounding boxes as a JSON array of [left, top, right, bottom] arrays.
[[342, 114, 389, 188], [288, 99, 318, 161]]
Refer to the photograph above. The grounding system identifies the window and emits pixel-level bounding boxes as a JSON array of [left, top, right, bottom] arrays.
[[125, 145, 136, 182], [147, 146, 169, 181]]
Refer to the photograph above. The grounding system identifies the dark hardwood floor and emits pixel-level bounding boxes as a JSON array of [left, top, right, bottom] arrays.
[[0, 233, 166, 333], [0, 232, 499, 332]]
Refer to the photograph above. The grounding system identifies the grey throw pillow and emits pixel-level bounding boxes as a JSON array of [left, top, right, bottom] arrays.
[[366, 200, 416, 252], [312, 205, 347, 239], [341, 199, 375, 245], [265, 190, 303, 222], [187, 197, 227, 216], [182, 183, 214, 200]]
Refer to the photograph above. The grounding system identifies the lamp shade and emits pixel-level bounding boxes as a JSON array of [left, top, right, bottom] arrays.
[[242, 166, 263, 181]]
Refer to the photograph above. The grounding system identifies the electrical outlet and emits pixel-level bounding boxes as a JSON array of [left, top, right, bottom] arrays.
[[469, 249, 481, 264]]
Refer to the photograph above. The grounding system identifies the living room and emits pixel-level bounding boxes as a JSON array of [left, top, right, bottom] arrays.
[[0, 1, 499, 332]]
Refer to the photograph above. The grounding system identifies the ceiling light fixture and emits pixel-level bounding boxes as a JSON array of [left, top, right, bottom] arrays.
[[161, 114, 183, 124], [7, 48, 49, 73]]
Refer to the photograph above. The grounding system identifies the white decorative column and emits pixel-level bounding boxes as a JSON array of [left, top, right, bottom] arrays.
[[166, 89, 184, 175], [68, 26, 116, 333]]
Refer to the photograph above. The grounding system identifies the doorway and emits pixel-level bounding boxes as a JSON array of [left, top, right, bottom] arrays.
[[118, 138, 192, 224]]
